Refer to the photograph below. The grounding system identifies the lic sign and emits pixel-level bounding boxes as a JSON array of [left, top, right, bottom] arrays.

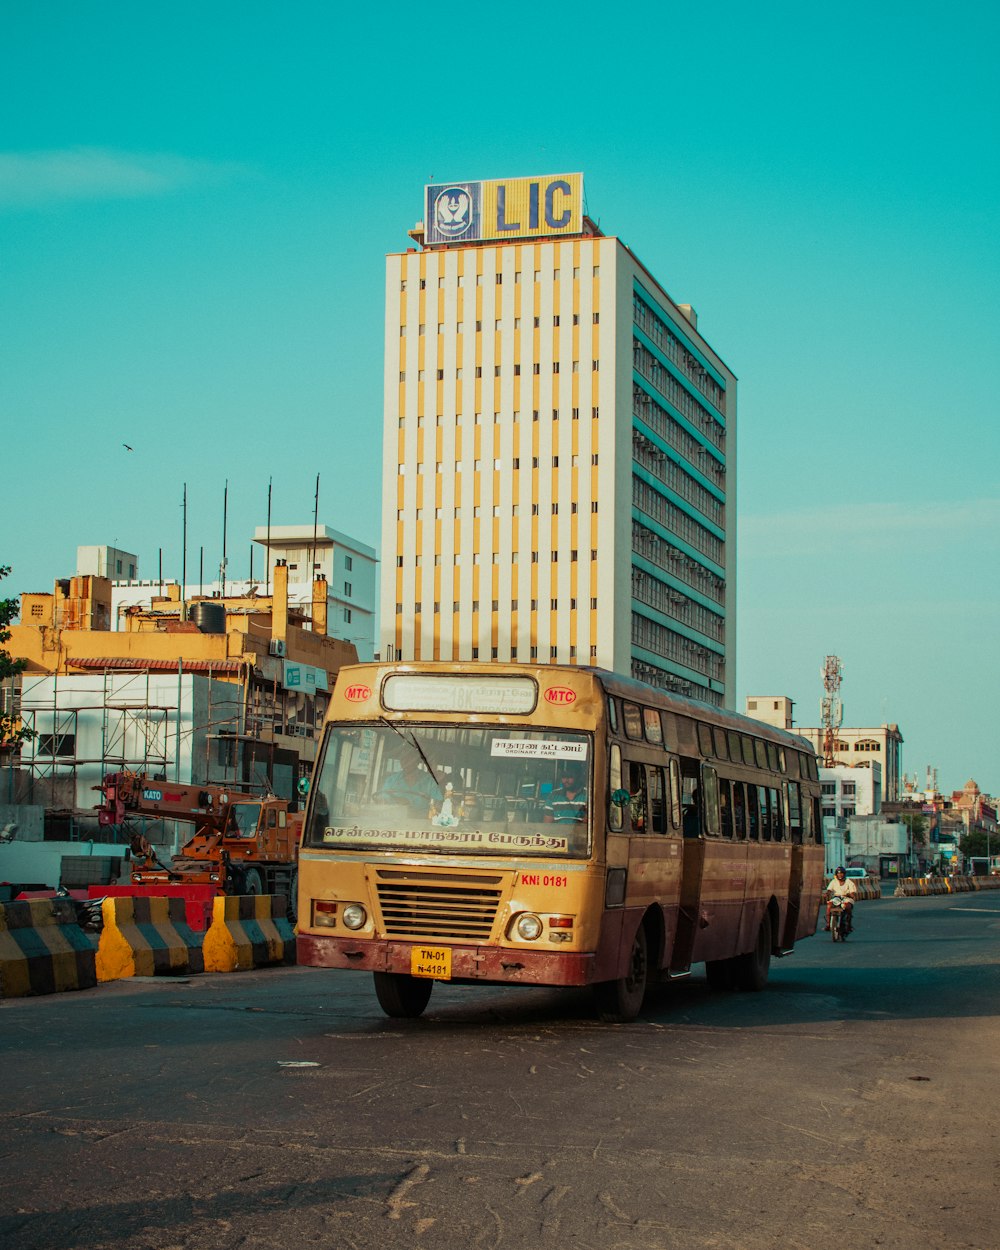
[[424, 173, 583, 246]]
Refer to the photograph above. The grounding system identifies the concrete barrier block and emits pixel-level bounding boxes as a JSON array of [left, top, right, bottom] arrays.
[[0, 899, 97, 997], [203, 895, 296, 973], [96, 896, 205, 983]]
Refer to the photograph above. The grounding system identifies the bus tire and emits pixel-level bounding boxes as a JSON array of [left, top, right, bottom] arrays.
[[733, 910, 772, 992], [705, 958, 735, 991], [373, 972, 433, 1019], [594, 923, 649, 1022]]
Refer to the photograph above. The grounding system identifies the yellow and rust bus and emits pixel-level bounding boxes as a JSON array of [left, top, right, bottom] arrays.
[[297, 662, 824, 1021]]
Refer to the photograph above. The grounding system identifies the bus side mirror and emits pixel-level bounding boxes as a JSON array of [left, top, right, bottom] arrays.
[[611, 788, 630, 807]]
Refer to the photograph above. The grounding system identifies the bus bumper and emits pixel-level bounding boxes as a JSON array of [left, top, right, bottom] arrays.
[[297, 933, 597, 987]]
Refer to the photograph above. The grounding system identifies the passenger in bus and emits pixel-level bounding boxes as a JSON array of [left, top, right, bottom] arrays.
[[543, 766, 588, 824], [377, 758, 442, 814], [682, 785, 701, 838]]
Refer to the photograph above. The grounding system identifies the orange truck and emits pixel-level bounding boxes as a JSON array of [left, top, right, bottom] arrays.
[[94, 770, 301, 922]]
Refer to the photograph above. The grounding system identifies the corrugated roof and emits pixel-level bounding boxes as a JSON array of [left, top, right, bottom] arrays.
[[66, 658, 243, 674]]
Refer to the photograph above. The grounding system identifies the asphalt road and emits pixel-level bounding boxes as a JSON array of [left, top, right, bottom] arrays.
[[2, 893, 999, 1250]]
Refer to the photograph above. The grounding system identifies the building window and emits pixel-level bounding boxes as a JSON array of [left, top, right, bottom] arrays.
[[36, 733, 75, 758], [553, 315, 560, 327], [344, 582, 352, 596], [344, 608, 352, 623], [345, 556, 353, 570]]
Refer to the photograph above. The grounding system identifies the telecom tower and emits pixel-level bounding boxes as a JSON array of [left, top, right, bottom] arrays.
[[820, 655, 843, 768]]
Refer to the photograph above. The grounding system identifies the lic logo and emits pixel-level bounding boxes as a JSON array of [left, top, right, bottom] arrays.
[[432, 184, 477, 240]]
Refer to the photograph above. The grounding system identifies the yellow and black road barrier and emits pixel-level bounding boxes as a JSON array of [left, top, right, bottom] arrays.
[[0, 898, 97, 998], [202, 894, 296, 973], [894, 876, 1000, 897], [96, 895, 205, 982]]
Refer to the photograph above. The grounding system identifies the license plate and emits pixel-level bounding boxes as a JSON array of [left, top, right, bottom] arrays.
[[410, 946, 451, 980]]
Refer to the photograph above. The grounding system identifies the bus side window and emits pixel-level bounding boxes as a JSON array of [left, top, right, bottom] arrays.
[[769, 786, 783, 841], [609, 743, 623, 832], [732, 782, 746, 839], [680, 761, 701, 838], [669, 758, 682, 829], [759, 786, 771, 841], [649, 766, 669, 835], [787, 782, 803, 844], [701, 765, 720, 837], [697, 722, 713, 757], [746, 784, 760, 840], [719, 779, 734, 838], [626, 760, 647, 833]]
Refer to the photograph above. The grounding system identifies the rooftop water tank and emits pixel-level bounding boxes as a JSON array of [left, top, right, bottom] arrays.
[[187, 601, 226, 634]]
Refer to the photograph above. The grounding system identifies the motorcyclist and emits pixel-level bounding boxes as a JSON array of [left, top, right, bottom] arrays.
[[824, 866, 858, 931]]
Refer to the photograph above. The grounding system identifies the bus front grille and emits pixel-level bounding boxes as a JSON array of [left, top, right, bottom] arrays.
[[375, 871, 504, 941]]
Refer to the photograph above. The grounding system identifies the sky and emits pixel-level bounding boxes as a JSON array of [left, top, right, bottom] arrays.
[[2, 1, 998, 796]]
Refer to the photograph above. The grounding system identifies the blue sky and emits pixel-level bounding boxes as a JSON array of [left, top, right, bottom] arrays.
[[3, 2, 998, 794]]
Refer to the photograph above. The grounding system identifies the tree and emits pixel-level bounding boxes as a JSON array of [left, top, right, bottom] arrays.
[[959, 829, 994, 860], [0, 565, 31, 748]]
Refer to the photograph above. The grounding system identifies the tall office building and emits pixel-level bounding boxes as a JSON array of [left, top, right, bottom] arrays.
[[381, 173, 735, 706]]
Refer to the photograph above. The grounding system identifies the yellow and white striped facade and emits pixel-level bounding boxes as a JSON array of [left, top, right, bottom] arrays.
[[381, 229, 736, 707]]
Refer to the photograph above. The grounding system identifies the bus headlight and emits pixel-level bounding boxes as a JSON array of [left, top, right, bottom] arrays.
[[342, 903, 367, 930], [515, 913, 543, 941]]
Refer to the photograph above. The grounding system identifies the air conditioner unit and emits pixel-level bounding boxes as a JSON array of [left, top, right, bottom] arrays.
[[269, 639, 286, 658]]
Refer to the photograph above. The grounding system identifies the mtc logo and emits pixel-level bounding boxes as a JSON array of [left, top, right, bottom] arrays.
[[495, 178, 573, 233], [344, 684, 372, 703], [543, 686, 577, 706]]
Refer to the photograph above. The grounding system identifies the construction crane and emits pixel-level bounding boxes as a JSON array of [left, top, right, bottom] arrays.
[[95, 770, 301, 916], [820, 655, 843, 769]]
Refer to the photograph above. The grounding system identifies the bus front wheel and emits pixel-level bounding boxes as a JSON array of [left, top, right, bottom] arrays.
[[594, 923, 649, 1022], [373, 972, 433, 1018]]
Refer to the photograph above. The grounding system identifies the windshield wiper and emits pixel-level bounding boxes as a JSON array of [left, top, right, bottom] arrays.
[[379, 717, 442, 788]]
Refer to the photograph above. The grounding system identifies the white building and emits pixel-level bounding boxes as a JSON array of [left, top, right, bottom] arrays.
[[77, 545, 138, 582], [104, 526, 377, 659], [381, 172, 736, 706], [253, 524, 377, 658], [820, 762, 881, 821]]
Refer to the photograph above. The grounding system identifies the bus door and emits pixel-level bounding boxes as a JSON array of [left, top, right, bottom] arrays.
[[669, 755, 707, 974], [621, 756, 683, 976], [780, 780, 804, 952]]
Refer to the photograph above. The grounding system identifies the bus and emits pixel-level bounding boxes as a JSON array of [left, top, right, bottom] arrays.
[[296, 662, 824, 1021]]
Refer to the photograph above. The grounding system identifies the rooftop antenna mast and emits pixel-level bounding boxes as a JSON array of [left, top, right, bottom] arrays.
[[219, 479, 229, 596], [820, 655, 843, 769], [310, 473, 320, 578]]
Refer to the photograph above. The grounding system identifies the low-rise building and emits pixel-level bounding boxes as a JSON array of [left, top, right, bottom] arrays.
[[3, 562, 357, 855]]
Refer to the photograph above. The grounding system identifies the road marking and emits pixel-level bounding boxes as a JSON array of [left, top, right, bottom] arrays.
[[948, 907, 1000, 913]]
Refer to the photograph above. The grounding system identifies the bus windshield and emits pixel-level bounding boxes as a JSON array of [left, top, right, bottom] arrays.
[[304, 723, 592, 858]]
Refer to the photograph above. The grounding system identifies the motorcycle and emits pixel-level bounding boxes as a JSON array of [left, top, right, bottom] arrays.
[[829, 894, 853, 942]]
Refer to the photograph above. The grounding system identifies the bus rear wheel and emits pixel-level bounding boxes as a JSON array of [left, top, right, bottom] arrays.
[[594, 923, 649, 1022], [733, 911, 772, 992], [373, 972, 433, 1019]]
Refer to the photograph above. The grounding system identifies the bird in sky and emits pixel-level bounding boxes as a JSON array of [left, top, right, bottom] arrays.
[[123, 443, 133, 451]]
